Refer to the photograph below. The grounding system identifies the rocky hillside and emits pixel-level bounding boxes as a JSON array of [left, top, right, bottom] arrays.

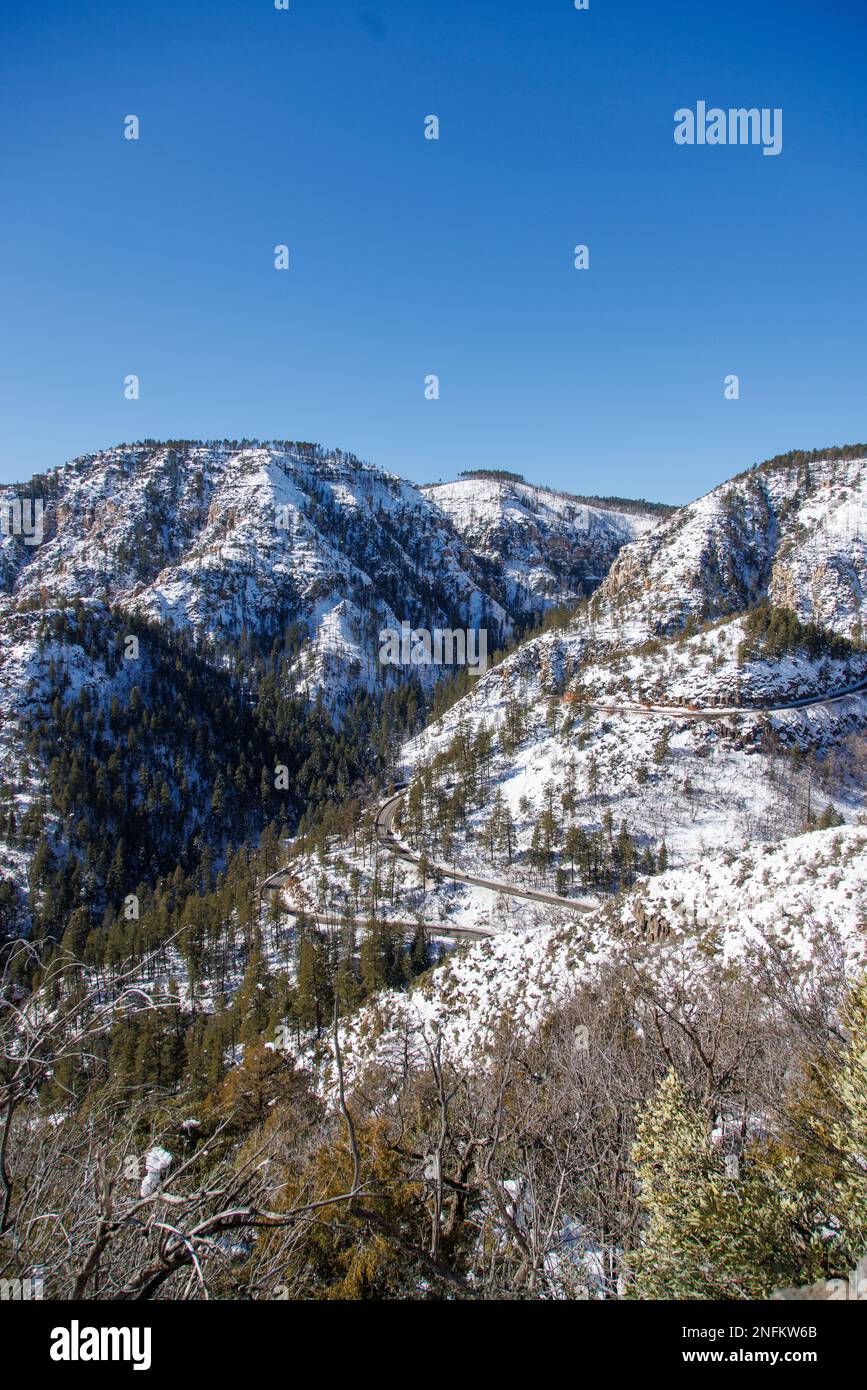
[[600, 447, 867, 642], [0, 442, 504, 705], [364, 449, 867, 908], [423, 474, 661, 612], [333, 825, 867, 1081], [0, 439, 662, 932], [0, 442, 661, 705]]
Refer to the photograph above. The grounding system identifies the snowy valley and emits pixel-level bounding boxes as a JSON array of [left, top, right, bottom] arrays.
[[2, 440, 867, 1302]]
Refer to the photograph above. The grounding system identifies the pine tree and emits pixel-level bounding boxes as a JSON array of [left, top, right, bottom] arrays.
[[587, 754, 599, 802], [296, 937, 320, 1034], [628, 1041, 867, 1301], [627, 1070, 726, 1299], [795, 974, 867, 1255], [409, 922, 428, 977], [236, 945, 272, 1046]]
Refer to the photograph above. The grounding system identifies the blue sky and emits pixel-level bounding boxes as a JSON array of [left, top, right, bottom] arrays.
[[0, 0, 864, 503]]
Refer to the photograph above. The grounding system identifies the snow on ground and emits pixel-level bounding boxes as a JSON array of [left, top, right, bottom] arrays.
[[423, 476, 660, 610], [335, 826, 867, 1082], [0, 443, 517, 714], [568, 614, 867, 710], [599, 454, 867, 641], [396, 610, 867, 884]]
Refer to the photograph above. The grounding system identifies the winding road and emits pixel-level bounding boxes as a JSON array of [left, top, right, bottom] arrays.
[[262, 675, 867, 933], [374, 790, 598, 915], [260, 866, 496, 940], [370, 673, 867, 911], [586, 672, 867, 721]]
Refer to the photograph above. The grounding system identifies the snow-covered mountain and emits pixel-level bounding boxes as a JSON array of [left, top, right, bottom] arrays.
[[5, 439, 867, 940], [0, 439, 664, 925], [0, 444, 661, 706], [0, 442, 503, 704], [600, 447, 867, 642], [422, 474, 662, 612], [294, 447, 866, 956], [249, 451, 867, 1101]]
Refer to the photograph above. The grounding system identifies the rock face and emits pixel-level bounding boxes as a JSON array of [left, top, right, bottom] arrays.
[[600, 451, 867, 640], [629, 900, 674, 943], [423, 476, 660, 612], [0, 443, 662, 708]]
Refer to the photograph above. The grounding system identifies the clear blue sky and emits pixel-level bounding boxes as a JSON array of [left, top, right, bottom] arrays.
[[0, 0, 865, 503]]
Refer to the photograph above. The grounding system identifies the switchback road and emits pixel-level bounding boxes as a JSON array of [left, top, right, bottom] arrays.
[[586, 673, 867, 721], [374, 790, 598, 915], [263, 675, 867, 932], [260, 871, 495, 940]]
